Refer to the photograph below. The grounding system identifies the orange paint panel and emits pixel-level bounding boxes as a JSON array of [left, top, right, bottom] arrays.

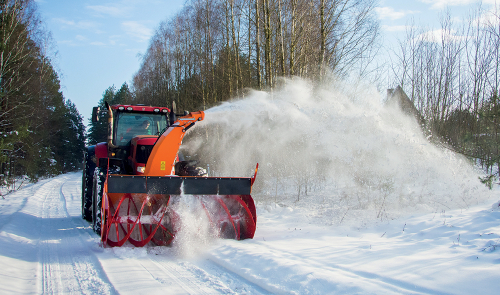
[[144, 111, 204, 176]]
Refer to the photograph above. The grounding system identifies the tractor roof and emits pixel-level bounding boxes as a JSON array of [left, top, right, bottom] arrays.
[[111, 104, 171, 113]]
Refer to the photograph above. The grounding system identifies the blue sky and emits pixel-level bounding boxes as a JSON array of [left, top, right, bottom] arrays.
[[377, 0, 496, 40], [34, 0, 497, 125], [35, 0, 185, 124]]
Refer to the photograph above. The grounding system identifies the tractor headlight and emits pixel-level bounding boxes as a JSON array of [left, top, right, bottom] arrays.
[[137, 166, 145, 173]]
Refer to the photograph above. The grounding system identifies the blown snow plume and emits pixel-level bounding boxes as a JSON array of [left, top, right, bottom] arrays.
[[183, 77, 492, 225], [169, 194, 217, 258]]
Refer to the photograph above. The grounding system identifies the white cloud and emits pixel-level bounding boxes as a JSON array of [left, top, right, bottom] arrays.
[[382, 25, 409, 32], [108, 35, 122, 46], [419, 0, 498, 9], [52, 18, 100, 32], [476, 6, 500, 26], [375, 7, 419, 20], [87, 4, 131, 17], [90, 41, 106, 46], [53, 18, 75, 26], [121, 21, 152, 43], [75, 35, 87, 41], [375, 7, 418, 20]]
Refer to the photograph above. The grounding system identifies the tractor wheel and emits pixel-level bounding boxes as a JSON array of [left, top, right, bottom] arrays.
[[81, 147, 95, 221], [92, 167, 105, 235]]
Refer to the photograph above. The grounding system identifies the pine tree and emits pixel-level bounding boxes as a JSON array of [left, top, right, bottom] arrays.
[[60, 100, 85, 172], [86, 86, 115, 145], [86, 83, 133, 145], [0, 0, 86, 183]]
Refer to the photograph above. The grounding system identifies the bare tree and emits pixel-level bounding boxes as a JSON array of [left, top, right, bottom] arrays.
[[133, 0, 380, 108], [0, 0, 40, 129]]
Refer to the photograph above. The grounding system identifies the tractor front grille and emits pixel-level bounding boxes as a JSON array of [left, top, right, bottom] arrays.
[[136, 145, 154, 164]]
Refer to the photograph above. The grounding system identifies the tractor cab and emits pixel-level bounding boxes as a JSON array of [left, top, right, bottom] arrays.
[[92, 104, 171, 175], [114, 108, 169, 146], [84, 103, 258, 247]]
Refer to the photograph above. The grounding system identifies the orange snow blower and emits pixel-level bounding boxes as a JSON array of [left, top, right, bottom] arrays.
[[82, 103, 257, 247]]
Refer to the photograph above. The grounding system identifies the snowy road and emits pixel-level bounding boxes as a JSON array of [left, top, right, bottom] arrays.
[[0, 173, 267, 294], [1, 172, 499, 294]]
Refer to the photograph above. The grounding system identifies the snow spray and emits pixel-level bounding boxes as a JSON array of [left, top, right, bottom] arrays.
[[169, 193, 218, 258], [183, 77, 492, 225]]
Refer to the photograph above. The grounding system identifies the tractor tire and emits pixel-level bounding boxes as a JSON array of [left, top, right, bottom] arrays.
[[81, 147, 96, 222], [92, 167, 105, 235]]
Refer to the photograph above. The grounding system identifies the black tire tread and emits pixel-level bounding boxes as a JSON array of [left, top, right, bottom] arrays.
[[81, 147, 95, 221], [92, 167, 105, 235]]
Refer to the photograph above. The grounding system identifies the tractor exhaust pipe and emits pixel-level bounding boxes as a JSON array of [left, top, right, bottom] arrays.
[[105, 102, 118, 149]]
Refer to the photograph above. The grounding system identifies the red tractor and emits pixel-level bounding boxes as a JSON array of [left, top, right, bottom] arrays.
[[82, 102, 257, 247]]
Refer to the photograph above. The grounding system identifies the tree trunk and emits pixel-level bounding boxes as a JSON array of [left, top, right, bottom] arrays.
[[263, 0, 272, 87], [277, 0, 285, 76], [255, 0, 262, 89]]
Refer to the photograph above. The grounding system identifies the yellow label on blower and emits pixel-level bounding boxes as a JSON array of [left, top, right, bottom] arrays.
[[160, 161, 166, 170]]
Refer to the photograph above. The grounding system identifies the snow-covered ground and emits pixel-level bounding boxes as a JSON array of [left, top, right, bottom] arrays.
[[0, 172, 499, 294], [2, 79, 499, 294]]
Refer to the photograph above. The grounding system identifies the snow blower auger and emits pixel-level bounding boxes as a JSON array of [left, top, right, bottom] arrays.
[[82, 102, 258, 247]]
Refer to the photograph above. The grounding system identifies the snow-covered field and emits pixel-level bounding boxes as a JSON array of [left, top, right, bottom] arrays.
[[0, 172, 499, 294]]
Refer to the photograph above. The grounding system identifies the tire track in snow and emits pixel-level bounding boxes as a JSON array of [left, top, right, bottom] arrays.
[[0, 179, 52, 294], [36, 173, 116, 294], [148, 259, 209, 293], [0, 180, 46, 233], [147, 256, 233, 294], [141, 245, 270, 294], [190, 259, 271, 295], [100, 247, 234, 294]]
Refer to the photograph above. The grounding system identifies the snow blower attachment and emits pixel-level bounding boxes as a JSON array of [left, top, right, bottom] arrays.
[[82, 103, 258, 247]]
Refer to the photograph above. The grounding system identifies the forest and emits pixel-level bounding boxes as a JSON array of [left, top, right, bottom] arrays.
[[0, 0, 85, 188], [1, 0, 500, 187]]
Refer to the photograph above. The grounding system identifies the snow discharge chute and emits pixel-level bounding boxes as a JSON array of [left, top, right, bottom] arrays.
[[82, 103, 258, 247]]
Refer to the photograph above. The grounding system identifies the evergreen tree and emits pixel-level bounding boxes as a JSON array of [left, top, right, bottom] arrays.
[[86, 86, 115, 146], [59, 100, 85, 172], [86, 82, 132, 145], [0, 0, 86, 183], [113, 83, 133, 105]]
